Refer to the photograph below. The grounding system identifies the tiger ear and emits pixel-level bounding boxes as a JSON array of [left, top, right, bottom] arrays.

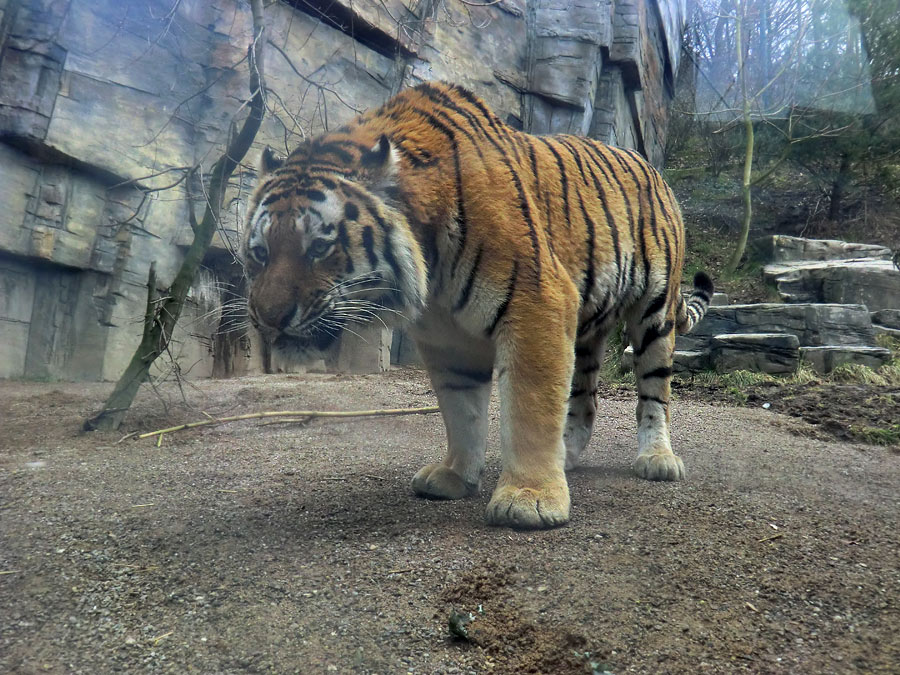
[[258, 146, 284, 178], [360, 134, 398, 178]]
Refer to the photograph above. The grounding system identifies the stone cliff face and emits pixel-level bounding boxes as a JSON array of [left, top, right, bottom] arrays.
[[0, 0, 684, 380]]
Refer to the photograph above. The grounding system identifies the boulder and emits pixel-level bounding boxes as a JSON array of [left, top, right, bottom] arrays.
[[800, 346, 893, 374], [751, 235, 893, 263], [710, 333, 800, 375], [762, 259, 900, 312], [676, 303, 877, 351]]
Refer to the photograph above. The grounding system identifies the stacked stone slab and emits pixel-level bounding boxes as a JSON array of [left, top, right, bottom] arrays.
[[623, 302, 889, 374], [622, 235, 896, 375]]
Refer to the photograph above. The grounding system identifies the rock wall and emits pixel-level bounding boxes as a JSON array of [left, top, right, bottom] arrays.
[[0, 0, 685, 381]]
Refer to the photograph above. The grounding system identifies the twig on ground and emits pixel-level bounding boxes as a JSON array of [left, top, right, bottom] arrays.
[[758, 533, 784, 543], [129, 406, 440, 441]]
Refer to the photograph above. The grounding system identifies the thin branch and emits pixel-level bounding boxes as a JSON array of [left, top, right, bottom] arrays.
[[125, 406, 441, 441]]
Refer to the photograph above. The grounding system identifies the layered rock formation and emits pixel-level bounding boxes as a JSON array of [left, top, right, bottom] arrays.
[[0, 0, 685, 380], [622, 236, 897, 377]]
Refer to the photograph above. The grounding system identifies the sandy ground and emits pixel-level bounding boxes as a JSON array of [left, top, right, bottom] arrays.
[[1, 370, 898, 674]]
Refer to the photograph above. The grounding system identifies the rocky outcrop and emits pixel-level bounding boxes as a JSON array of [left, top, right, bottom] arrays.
[[763, 259, 900, 312], [750, 235, 900, 313], [751, 235, 893, 263], [676, 303, 877, 352], [0, 0, 685, 380]]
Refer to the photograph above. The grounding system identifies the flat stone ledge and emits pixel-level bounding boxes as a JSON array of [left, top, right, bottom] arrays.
[[710, 333, 800, 375], [800, 346, 893, 374]]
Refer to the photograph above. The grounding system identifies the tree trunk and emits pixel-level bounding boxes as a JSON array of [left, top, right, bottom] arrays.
[[828, 152, 851, 221], [725, 5, 754, 275], [84, 0, 267, 431]]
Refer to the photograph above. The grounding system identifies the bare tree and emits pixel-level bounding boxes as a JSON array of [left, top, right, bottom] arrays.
[[684, 0, 872, 273], [84, 0, 267, 431]]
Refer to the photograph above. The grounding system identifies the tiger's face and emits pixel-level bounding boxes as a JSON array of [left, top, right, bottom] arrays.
[[242, 139, 427, 362]]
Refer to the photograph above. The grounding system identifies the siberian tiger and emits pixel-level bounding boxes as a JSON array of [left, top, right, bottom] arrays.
[[242, 82, 712, 529]]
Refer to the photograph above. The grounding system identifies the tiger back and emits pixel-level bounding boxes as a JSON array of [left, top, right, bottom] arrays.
[[243, 81, 712, 529]]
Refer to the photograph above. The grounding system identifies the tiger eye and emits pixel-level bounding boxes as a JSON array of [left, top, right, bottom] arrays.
[[250, 245, 268, 264]]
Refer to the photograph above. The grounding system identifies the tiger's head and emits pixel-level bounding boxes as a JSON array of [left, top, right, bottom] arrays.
[[242, 134, 428, 362]]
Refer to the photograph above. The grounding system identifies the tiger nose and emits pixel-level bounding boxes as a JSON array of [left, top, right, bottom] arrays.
[[252, 300, 298, 332]]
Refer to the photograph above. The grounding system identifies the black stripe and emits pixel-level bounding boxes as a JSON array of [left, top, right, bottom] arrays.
[[312, 142, 355, 164], [361, 226, 378, 268], [642, 289, 668, 322], [453, 245, 484, 312], [575, 345, 593, 357], [576, 193, 596, 305], [302, 189, 327, 202], [642, 366, 673, 380], [569, 388, 586, 399], [446, 366, 493, 383], [391, 141, 427, 168], [401, 106, 469, 274], [538, 137, 571, 228], [639, 395, 668, 406], [559, 137, 590, 186], [415, 91, 538, 281], [337, 222, 354, 274], [579, 154, 623, 298], [448, 83, 521, 161], [527, 139, 541, 195], [634, 320, 674, 358], [579, 362, 600, 374], [502, 163, 541, 283], [594, 145, 650, 292], [364, 204, 403, 285], [486, 261, 518, 336]]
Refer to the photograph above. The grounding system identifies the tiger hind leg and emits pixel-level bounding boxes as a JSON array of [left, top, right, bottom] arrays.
[[626, 306, 684, 481], [564, 335, 607, 470]]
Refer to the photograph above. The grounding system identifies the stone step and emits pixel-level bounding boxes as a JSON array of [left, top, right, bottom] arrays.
[[800, 346, 893, 374], [675, 303, 876, 352]]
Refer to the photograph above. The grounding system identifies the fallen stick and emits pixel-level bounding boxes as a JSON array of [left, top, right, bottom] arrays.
[[130, 406, 441, 441]]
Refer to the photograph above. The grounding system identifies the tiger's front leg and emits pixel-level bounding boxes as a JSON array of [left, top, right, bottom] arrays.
[[411, 316, 495, 500], [486, 280, 579, 529]]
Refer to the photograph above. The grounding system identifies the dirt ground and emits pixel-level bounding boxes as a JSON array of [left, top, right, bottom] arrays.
[[1, 369, 898, 674]]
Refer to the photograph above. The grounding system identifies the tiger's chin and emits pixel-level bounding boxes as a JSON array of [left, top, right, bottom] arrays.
[[270, 329, 341, 366]]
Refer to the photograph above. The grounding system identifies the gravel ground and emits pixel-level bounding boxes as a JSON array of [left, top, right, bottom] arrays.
[[1, 370, 898, 674]]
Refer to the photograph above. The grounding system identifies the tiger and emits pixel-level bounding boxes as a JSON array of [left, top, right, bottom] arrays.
[[242, 81, 713, 530]]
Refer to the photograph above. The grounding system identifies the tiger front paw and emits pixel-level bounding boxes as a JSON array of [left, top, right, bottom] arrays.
[[412, 463, 479, 500], [633, 452, 685, 481], [485, 479, 570, 529]]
